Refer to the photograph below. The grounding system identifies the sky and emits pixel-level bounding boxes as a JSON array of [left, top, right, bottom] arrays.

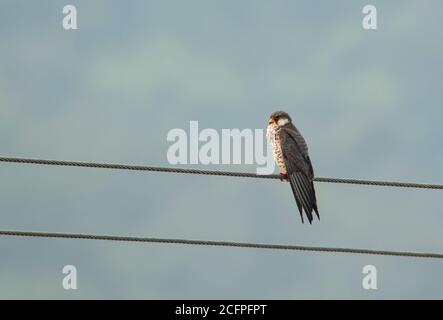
[[0, 0, 442, 299]]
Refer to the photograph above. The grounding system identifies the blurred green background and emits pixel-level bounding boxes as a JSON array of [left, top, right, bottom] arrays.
[[0, 0, 442, 299]]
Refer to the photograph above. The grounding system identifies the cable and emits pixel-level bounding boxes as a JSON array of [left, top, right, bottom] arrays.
[[0, 229, 442, 259], [1, 156, 440, 260], [1, 156, 442, 190]]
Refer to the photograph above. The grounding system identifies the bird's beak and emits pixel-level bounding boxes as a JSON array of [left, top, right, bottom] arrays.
[[268, 118, 275, 125]]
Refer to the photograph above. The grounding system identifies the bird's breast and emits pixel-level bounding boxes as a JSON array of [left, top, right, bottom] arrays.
[[267, 124, 287, 174]]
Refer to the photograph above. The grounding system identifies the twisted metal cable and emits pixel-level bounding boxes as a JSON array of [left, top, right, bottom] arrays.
[[1, 156, 442, 189], [0, 230, 442, 259]]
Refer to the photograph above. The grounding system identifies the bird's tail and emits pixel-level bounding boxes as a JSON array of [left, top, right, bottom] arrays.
[[288, 172, 319, 224]]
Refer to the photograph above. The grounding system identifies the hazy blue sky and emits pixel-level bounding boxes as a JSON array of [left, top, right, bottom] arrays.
[[0, 0, 442, 299]]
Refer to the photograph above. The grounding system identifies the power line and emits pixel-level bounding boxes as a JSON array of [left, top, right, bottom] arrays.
[[1, 156, 442, 190], [0, 229, 442, 259], [2, 157, 441, 260]]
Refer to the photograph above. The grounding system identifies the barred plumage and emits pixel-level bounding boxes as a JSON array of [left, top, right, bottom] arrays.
[[267, 123, 287, 175]]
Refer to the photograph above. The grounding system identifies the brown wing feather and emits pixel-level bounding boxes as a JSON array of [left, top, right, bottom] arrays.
[[279, 123, 319, 223]]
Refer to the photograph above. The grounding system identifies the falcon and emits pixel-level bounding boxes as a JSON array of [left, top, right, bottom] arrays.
[[267, 110, 319, 224]]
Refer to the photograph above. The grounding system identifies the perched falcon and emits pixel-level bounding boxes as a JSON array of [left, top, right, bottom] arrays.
[[267, 110, 319, 224]]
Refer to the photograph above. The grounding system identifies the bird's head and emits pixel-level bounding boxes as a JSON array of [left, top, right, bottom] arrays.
[[268, 110, 292, 127]]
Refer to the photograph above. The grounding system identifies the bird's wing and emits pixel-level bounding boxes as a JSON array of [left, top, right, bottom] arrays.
[[279, 124, 319, 223]]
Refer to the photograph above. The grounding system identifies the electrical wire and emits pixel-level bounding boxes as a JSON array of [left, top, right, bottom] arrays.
[[1, 156, 442, 190]]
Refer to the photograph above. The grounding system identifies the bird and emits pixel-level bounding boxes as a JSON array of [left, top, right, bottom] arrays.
[[267, 110, 319, 224]]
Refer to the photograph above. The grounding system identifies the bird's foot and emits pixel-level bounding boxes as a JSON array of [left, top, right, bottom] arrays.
[[279, 173, 289, 182]]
